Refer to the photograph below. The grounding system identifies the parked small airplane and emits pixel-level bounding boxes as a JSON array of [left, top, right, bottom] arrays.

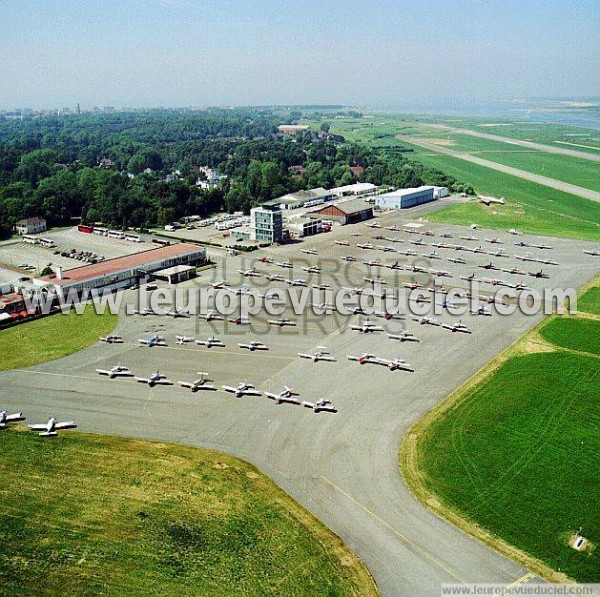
[[460, 235, 478, 241], [178, 372, 217, 392], [298, 346, 336, 362], [472, 305, 492, 316], [397, 248, 417, 256], [335, 239, 350, 246], [447, 256, 466, 264], [301, 265, 321, 274], [478, 194, 505, 205], [312, 301, 335, 313], [429, 268, 452, 278], [388, 330, 419, 342], [423, 250, 441, 260], [385, 224, 399, 231], [376, 245, 397, 253], [238, 267, 261, 278], [276, 260, 293, 269], [479, 262, 499, 271], [375, 357, 414, 372], [28, 417, 77, 437], [441, 321, 472, 334], [138, 333, 167, 347], [135, 370, 173, 386], [412, 316, 440, 326], [373, 309, 404, 321], [133, 307, 153, 316], [268, 318, 297, 327], [342, 255, 357, 262], [583, 249, 600, 257], [312, 283, 332, 290], [410, 238, 426, 246], [235, 284, 264, 297], [350, 319, 384, 333], [229, 316, 251, 325], [0, 410, 25, 428], [363, 259, 382, 267], [238, 340, 269, 351], [96, 364, 133, 378], [302, 399, 337, 413], [264, 386, 300, 404], [165, 307, 190, 318], [301, 247, 318, 255], [196, 335, 225, 348], [211, 279, 230, 289], [368, 221, 381, 228], [502, 266, 527, 275], [176, 335, 195, 345], [528, 269, 548, 279], [221, 381, 261, 397], [258, 256, 274, 264], [286, 278, 307, 287], [346, 352, 376, 364], [199, 310, 224, 321], [99, 334, 123, 344], [356, 242, 374, 250], [265, 273, 285, 282], [531, 243, 552, 250], [364, 276, 387, 285]]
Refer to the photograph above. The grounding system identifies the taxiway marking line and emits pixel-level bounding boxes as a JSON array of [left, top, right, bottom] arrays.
[[320, 475, 466, 583]]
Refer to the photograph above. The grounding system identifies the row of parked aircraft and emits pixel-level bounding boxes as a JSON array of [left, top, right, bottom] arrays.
[[1, 410, 76, 437]]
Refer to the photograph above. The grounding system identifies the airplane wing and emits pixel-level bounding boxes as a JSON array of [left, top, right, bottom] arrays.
[[55, 421, 77, 430], [112, 370, 133, 377], [319, 355, 336, 361], [154, 378, 173, 385], [28, 424, 49, 431], [95, 369, 110, 375], [135, 377, 150, 383], [178, 381, 193, 389], [221, 385, 237, 393], [6, 413, 25, 421], [297, 353, 311, 359]]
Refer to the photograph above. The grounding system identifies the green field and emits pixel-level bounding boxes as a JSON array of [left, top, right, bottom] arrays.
[[0, 430, 376, 596], [578, 286, 600, 315], [0, 307, 117, 371], [540, 317, 600, 356], [403, 316, 600, 583], [318, 117, 600, 241]]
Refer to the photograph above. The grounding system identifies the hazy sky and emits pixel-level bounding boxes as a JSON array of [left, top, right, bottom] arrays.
[[2, 0, 598, 109]]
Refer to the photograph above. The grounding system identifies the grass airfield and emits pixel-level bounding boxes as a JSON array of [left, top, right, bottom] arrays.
[[0, 429, 375, 596]]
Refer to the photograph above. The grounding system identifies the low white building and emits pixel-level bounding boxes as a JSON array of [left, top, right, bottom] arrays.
[[267, 187, 333, 210], [15, 217, 47, 235], [196, 167, 227, 190], [433, 186, 449, 199], [286, 216, 322, 238], [331, 182, 377, 198]]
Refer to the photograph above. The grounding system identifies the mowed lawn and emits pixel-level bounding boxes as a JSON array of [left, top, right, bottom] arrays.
[[540, 317, 600, 356], [0, 307, 117, 371], [577, 286, 600, 315], [409, 327, 600, 582], [0, 431, 376, 596]]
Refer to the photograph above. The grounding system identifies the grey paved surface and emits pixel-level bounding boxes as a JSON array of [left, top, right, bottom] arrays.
[[1, 209, 598, 596]]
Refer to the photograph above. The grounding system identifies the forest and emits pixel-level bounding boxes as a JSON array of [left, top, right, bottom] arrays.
[[0, 108, 472, 237]]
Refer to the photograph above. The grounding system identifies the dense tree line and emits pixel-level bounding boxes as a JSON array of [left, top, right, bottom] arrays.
[[0, 109, 471, 237]]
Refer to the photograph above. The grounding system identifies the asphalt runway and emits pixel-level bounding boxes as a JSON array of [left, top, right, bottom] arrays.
[[2, 208, 599, 596]]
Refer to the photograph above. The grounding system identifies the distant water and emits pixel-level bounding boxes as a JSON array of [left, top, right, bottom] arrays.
[[371, 98, 600, 130]]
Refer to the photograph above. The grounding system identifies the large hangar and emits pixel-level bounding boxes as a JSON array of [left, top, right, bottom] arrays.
[[309, 198, 373, 225], [376, 186, 436, 209]]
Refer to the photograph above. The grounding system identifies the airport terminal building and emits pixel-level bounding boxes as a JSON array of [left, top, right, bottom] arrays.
[[35, 243, 206, 293]]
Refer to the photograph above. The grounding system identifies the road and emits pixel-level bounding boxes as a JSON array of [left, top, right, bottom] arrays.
[[397, 136, 600, 203], [425, 124, 600, 163], [2, 213, 598, 596]]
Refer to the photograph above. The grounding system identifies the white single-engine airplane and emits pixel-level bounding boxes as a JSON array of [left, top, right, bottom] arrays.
[[0, 410, 25, 428], [441, 321, 472, 334], [268, 318, 297, 327], [238, 340, 269, 351], [176, 335, 195, 345], [28, 417, 77, 437], [238, 267, 261, 278], [221, 381, 261, 397], [211, 279, 230, 289], [298, 346, 336, 362], [350, 319, 384, 333], [388, 331, 419, 342], [96, 364, 133, 379], [301, 247, 318, 255], [199, 309, 224, 321], [135, 370, 173, 386], [178, 372, 217, 392], [196, 335, 225, 348], [301, 398, 337, 413], [264, 386, 300, 404]]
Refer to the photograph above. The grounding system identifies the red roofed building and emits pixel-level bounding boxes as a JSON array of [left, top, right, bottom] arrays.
[[34, 243, 206, 293]]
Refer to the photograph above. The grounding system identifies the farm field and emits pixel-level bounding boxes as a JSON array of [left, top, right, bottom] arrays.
[[403, 316, 600, 583], [0, 307, 117, 371], [578, 285, 600, 315], [0, 430, 376, 596]]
